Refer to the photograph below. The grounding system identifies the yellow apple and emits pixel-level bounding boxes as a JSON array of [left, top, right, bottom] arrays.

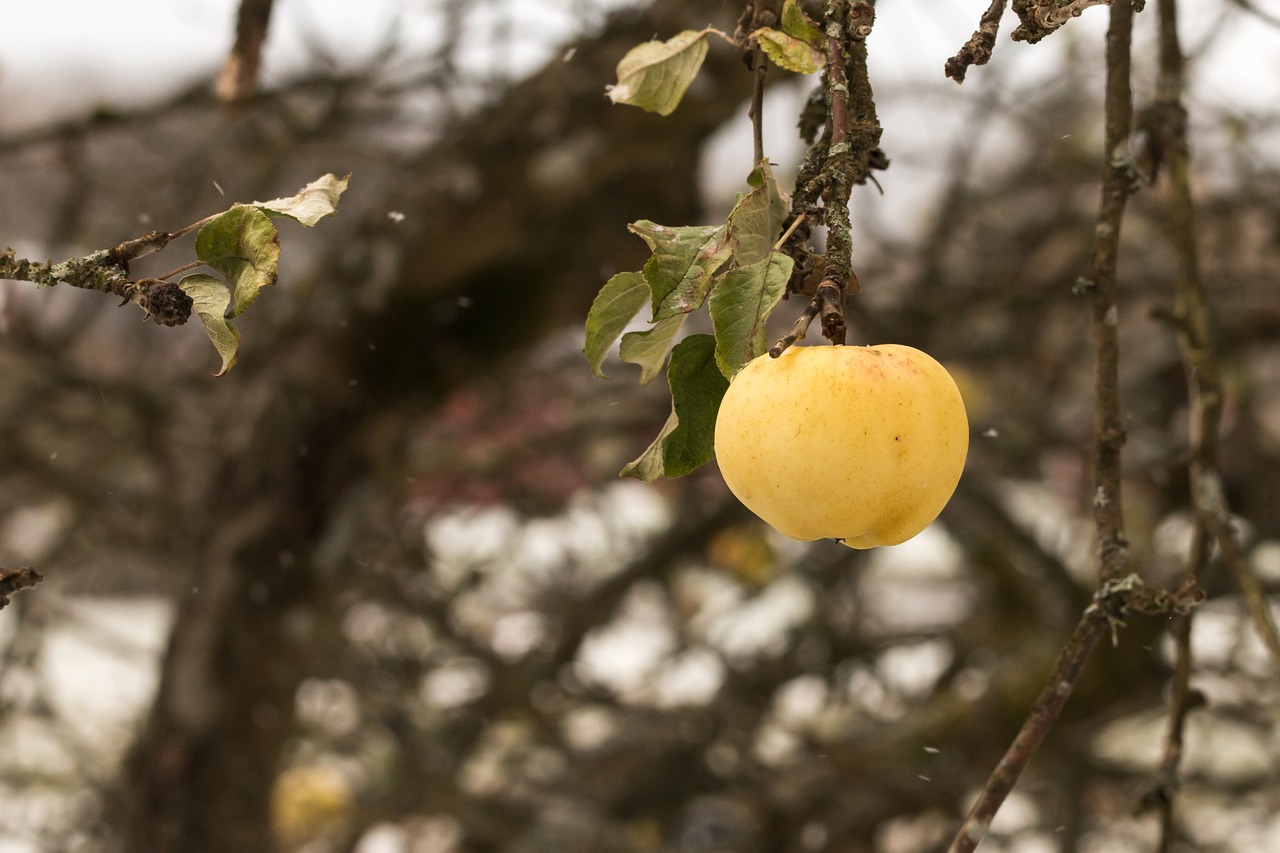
[[714, 344, 968, 548]]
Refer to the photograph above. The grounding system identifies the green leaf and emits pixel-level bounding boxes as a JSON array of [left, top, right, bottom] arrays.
[[781, 0, 824, 46], [628, 221, 731, 320], [195, 204, 281, 318], [727, 161, 790, 267], [752, 27, 825, 75], [620, 410, 677, 483], [709, 252, 794, 378], [620, 314, 686, 385], [179, 274, 240, 376], [584, 271, 649, 378], [606, 30, 712, 116], [253, 173, 350, 226], [621, 334, 728, 481]]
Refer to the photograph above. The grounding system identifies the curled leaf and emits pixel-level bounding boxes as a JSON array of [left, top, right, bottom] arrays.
[[752, 27, 825, 75], [781, 0, 824, 46], [195, 205, 280, 318], [727, 161, 790, 267], [620, 314, 686, 385], [178, 274, 240, 375], [709, 252, 794, 378], [584, 271, 649, 378], [607, 30, 718, 116], [254, 173, 350, 226]]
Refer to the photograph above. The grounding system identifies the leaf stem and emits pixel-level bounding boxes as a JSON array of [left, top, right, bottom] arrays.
[[772, 213, 809, 253], [170, 212, 221, 242], [158, 260, 207, 281]]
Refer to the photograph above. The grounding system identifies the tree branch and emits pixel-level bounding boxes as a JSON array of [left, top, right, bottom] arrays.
[[215, 0, 276, 104], [0, 243, 193, 326], [771, 0, 881, 355], [946, 0, 1008, 83], [946, 573, 1200, 852], [820, 0, 855, 311], [1012, 0, 1115, 43], [1082, 0, 1137, 585], [947, 577, 1130, 852], [947, 5, 1145, 847], [1146, 0, 1280, 676], [0, 567, 44, 610]]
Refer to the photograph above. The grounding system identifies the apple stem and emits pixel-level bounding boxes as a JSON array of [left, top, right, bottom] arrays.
[[767, 277, 846, 357], [768, 292, 822, 357]]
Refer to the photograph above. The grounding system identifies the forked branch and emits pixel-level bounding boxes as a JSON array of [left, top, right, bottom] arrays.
[[947, 2, 1142, 847]]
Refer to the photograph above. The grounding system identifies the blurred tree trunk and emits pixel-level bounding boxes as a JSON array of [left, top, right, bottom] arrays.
[[116, 1, 749, 849]]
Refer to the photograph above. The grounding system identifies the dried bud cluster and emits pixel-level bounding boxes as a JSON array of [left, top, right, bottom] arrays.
[[139, 280, 194, 326]]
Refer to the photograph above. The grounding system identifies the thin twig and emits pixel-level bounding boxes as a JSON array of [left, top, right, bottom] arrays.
[[945, 0, 1008, 83], [1153, 611, 1200, 850], [947, 5, 1141, 848], [1148, 0, 1280, 676], [947, 577, 1136, 853], [1, 247, 135, 301], [1230, 0, 1280, 29], [1, 227, 204, 325], [814, 0, 878, 344], [112, 230, 173, 263], [1138, 526, 1208, 850], [1210, 511, 1280, 675], [1013, 0, 1111, 42], [750, 43, 767, 166], [1082, 0, 1137, 585], [769, 290, 823, 356], [822, 0, 854, 291]]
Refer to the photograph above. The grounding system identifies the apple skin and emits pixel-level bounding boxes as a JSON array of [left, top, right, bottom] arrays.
[[713, 344, 968, 548]]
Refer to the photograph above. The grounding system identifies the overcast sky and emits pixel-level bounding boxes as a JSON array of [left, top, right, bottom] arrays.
[[3, 1, 1277, 138]]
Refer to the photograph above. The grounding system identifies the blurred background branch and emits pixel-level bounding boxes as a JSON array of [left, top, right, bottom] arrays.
[[0, 1, 1278, 852]]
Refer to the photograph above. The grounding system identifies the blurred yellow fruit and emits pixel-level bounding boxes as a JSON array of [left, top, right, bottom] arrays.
[[706, 524, 776, 584], [714, 344, 968, 548], [271, 764, 353, 846]]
